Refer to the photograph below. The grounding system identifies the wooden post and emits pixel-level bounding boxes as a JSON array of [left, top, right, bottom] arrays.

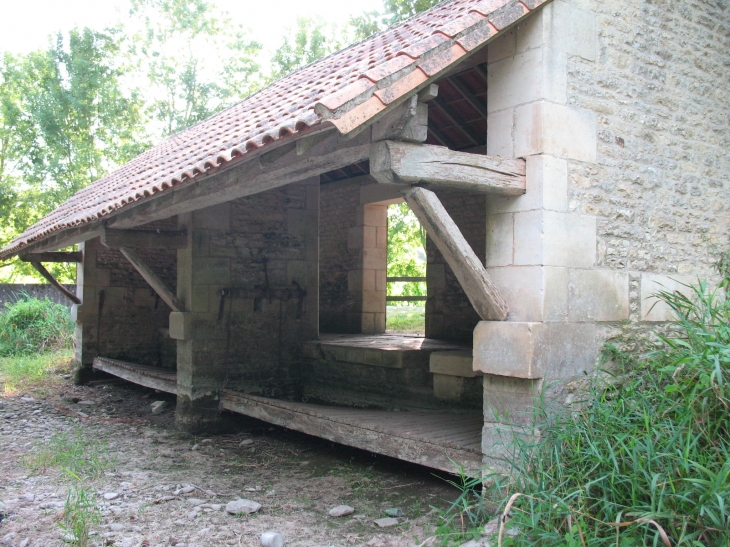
[[28, 262, 81, 304], [119, 247, 184, 312], [402, 187, 508, 321]]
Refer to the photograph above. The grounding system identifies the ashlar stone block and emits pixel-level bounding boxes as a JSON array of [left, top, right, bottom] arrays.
[[473, 321, 597, 379], [640, 274, 694, 322], [513, 210, 596, 268], [429, 350, 478, 377], [569, 269, 629, 322], [487, 266, 567, 322], [486, 109, 514, 157], [487, 155, 568, 214], [514, 101, 597, 162]]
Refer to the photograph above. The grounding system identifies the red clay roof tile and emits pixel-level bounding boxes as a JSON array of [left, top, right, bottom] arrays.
[[0, 0, 549, 259]]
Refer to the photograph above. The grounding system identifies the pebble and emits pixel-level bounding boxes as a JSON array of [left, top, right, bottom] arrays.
[[186, 498, 205, 506], [109, 523, 124, 532], [328, 505, 355, 517], [225, 499, 261, 515], [174, 486, 195, 495], [103, 492, 119, 501], [239, 439, 254, 447], [374, 517, 399, 528], [77, 400, 97, 406], [384, 508, 403, 517], [150, 401, 167, 414]]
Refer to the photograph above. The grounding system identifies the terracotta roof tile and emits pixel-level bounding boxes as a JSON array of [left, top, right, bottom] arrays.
[[0, 0, 549, 259]]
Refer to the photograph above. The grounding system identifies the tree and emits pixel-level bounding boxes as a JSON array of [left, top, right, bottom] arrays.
[[387, 203, 427, 303], [349, 0, 441, 41], [269, 18, 344, 81], [128, 0, 263, 137], [0, 29, 148, 282]]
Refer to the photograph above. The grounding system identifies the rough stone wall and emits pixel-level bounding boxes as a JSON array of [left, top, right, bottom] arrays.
[[172, 179, 319, 405], [74, 218, 178, 369], [426, 191, 486, 342], [566, 0, 730, 349], [319, 179, 361, 332]]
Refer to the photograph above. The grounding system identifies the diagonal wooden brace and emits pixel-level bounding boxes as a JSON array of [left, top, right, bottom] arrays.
[[29, 262, 81, 304], [119, 247, 184, 312], [402, 187, 508, 321]]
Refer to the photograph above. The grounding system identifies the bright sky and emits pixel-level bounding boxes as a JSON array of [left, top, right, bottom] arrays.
[[0, 0, 383, 56]]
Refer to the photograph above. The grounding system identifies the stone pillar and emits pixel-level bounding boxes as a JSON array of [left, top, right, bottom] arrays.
[[171, 203, 232, 433], [476, 2, 624, 443], [70, 238, 110, 384], [347, 203, 387, 333]]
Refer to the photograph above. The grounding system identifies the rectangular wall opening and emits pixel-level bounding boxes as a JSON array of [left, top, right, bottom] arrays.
[[386, 202, 426, 334]]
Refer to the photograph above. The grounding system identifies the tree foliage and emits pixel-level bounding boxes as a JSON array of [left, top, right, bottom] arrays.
[[387, 203, 427, 302]]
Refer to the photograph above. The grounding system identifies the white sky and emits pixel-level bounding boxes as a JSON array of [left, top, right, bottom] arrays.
[[0, 0, 383, 57]]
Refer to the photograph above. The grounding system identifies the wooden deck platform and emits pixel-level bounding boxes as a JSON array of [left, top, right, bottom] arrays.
[[220, 389, 483, 474], [92, 357, 177, 394]]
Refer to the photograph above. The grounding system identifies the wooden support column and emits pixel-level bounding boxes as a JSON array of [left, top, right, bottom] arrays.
[[119, 247, 184, 312], [371, 140, 526, 195], [402, 187, 508, 321]]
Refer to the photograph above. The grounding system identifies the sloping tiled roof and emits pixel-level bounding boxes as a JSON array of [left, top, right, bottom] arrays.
[[0, 0, 548, 259]]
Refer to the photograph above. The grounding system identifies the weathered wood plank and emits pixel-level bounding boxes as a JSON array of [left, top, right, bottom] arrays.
[[219, 390, 482, 474], [110, 128, 371, 229], [8, 226, 103, 256], [403, 187, 508, 320], [92, 357, 177, 394], [29, 262, 81, 304], [119, 247, 184, 312], [370, 140, 526, 195], [19, 251, 83, 263], [101, 229, 187, 249]]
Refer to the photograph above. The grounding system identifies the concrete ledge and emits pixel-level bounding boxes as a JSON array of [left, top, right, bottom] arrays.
[[429, 351, 478, 377], [169, 312, 193, 340], [473, 321, 597, 379]]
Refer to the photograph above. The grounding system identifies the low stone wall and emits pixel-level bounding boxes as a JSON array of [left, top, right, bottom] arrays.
[[0, 284, 77, 310]]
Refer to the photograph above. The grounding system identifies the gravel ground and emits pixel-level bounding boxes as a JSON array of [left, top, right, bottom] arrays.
[[0, 375, 461, 547]]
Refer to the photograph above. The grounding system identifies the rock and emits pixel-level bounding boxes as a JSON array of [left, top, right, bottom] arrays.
[[39, 501, 64, 509], [186, 498, 205, 506], [374, 517, 399, 528], [174, 486, 195, 495], [150, 401, 167, 414], [384, 508, 403, 517], [20, 397, 34, 402], [18, 539, 30, 547], [77, 400, 97, 406], [154, 495, 175, 503], [109, 523, 124, 532], [329, 505, 355, 517], [239, 439, 254, 447], [225, 499, 261, 515], [103, 492, 119, 501], [260, 531, 285, 547]]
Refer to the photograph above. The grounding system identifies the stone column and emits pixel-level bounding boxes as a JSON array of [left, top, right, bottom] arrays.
[[476, 1, 627, 443], [70, 238, 110, 384], [347, 203, 387, 333], [170, 203, 232, 433]]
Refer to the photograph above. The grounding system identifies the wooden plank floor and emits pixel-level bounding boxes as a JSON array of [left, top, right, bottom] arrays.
[[220, 389, 483, 474], [318, 333, 470, 352], [92, 357, 177, 394]]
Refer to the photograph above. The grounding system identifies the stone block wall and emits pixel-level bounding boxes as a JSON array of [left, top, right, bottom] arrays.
[[172, 178, 319, 431], [74, 218, 178, 373], [426, 191, 486, 342], [473, 0, 729, 444]]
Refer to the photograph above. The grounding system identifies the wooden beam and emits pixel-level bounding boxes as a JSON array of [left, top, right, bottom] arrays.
[[119, 247, 183, 312], [402, 187, 508, 321], [370, 140, 526, 195], [29, 262, 81, 304], [372, 95, 428, 143], [5, 226, 103, 257], [109, 128, 371, 229], [19, 251, 83, 263], [446, 76, 489, 120], [101, 228, 187, 249]]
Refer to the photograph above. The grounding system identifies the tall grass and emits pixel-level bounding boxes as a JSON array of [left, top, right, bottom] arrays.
[[0, 294, 73, 356], [440, 277, 729, 546]]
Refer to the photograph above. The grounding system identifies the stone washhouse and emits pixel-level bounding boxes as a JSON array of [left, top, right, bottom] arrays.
[[2, 0, 727, 473]]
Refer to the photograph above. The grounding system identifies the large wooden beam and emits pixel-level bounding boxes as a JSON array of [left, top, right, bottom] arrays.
[[119, 247, 183, 312], [370, 140, 526, 195], [29, 262, 81, 305], [101, 228, 187, 250], [402, 187, 508, 321], [19, 251, 83, 263], [110, 128, 371, 229]]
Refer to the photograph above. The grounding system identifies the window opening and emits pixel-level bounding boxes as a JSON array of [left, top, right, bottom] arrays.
[[386, 202, 426, 333]]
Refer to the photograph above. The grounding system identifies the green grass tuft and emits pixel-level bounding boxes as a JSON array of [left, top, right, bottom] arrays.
[[0, 294, 74, 356], [386, 305, 425, 333], [439, 278, 730, 546], [24, 429, 114, 480]]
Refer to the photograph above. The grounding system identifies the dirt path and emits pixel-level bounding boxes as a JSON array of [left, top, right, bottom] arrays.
[[0, 376, 461, 547]]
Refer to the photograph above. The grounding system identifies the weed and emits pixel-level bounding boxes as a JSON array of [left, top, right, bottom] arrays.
[[24, 429, 114, 480], [437, 276, 730, 546], [0, 349, 73, 394], [58, 484, 100, 547], [0, 294, 73, 356]]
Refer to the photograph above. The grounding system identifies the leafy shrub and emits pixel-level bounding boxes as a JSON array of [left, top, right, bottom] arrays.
[[0, 294, 73, 356], [441, 277, 729, 546]]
